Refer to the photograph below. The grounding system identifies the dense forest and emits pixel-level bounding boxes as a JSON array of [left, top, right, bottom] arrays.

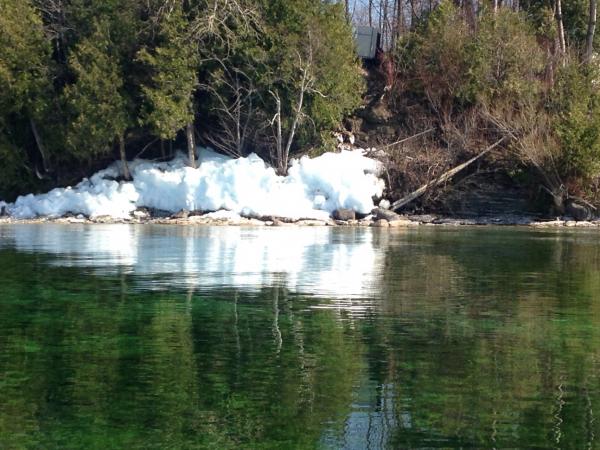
[[2, 0, 600, 216], [0, 0, 362, 200]]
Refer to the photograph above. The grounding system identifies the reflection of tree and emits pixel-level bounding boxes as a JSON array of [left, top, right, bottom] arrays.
[[362, 228, 600, 448], [0, 256, 365, 449], [4, 229, 600, 448]]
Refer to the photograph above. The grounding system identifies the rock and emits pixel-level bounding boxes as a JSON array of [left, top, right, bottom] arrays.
[[575, 221, 595, 227], [410, 214, 437, 224], [565, 220, 577, 227], [389, 219, 416, 227], [332, 208, 356, 221], [272, 219, 293, 227], [566, 200, 593, 221], [378, 199, 391, 210], [530, 219, 564, 227], [371, 219, 389, 228], [56, 216, 86, 224], [149, 208, 171, 218], [372, 207, 401, 222], [92, 215, 113, 223], [245, 218, 266, 226], [296, 219, 329, 226], [187, 215, 210, 224], [133, 208, 150, 219], [172, 209, 189, 219]]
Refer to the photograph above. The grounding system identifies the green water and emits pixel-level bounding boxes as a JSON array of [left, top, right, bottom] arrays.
[[1, 225, 600, 449]]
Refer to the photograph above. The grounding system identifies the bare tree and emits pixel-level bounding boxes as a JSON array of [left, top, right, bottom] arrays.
[[202, 66, 257, 158], [268, 45, 323, 175]]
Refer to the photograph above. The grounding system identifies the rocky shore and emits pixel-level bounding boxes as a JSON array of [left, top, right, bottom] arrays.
[[1, 206, 600, 228]]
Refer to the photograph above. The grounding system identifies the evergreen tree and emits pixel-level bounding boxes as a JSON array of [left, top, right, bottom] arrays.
[[0, 0, 52, 198], [62, 23, 132, 178], [138, 3, 199, 167]]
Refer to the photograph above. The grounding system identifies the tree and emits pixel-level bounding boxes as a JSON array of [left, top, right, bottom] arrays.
[[585, 0, 597, 63], [138, 3, 199, 167], [62, 24, 132, 179], [259, 0, 363, 174], [0, 0, 52, 197]]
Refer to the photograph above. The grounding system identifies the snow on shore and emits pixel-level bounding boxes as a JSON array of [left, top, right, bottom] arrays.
[[2, 148, 384, 220]]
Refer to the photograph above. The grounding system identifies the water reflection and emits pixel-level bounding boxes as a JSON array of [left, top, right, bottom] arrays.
[[0, 224, 385, 300], [2, 225, 600, 448]]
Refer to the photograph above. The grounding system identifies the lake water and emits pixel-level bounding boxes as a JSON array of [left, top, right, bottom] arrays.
[[1, 224, 600, 449]]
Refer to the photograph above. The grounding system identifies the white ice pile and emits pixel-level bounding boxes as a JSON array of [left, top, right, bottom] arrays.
[[3, 148, 384, 220]]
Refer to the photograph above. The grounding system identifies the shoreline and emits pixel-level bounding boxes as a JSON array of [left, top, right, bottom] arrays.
[[1, 211, 599, 229]]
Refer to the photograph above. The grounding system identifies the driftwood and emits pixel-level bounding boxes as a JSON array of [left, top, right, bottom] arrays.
[[391, 137, 506, 212]]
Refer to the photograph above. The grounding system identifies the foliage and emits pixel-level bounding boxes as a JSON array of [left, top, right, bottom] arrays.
[[62, 24, 130, 159], [0, 0, 363, 196], [137, 5, 198, 140], [0, 0, 50, 116], [550, 63, 600, 182]]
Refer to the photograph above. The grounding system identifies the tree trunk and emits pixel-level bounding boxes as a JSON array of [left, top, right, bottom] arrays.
[[275, 96, 283, 175], [282, 78, 307, 176], [396, 0, 404, 42], [160, 139, 166, 159], [493, 0, 498, 16], [556, 0, 566, 59], [119, 135, 131, 181], [369, 0, 373, 26], [586, 0, 597, 63], [465, 0, 477, 31], [29, 118, 50, 173], [186, 122, 196, 169]]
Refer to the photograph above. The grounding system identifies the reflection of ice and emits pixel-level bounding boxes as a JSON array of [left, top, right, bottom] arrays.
[[1, 224, 384, 299], [5, 224, 138, 269]]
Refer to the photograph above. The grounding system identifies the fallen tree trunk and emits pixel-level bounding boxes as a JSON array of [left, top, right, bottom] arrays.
[[391, 138, 506, 212]]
